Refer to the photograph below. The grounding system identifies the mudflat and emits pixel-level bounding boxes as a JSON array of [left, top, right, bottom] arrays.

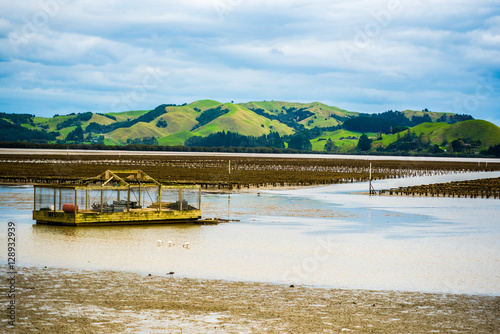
[[3, 266, 498, 333]]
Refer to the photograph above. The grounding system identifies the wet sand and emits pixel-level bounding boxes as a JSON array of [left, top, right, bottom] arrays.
[[3, 266, 498, 333]]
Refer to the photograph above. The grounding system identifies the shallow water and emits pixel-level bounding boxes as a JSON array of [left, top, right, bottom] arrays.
[[1, 172, 499, 295]]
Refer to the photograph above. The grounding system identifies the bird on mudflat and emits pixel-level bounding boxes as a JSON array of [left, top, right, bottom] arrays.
[[167, 271, 174, 277]]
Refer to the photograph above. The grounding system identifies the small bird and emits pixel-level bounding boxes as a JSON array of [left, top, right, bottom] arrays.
[[168, 240, 174, 247], [157, 240, 163, 246], [183, 242, 190, 248], [167, 271, 174, 277]]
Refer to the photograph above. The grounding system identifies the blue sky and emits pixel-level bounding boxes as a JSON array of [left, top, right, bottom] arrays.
[[1, 0, 499, 125]]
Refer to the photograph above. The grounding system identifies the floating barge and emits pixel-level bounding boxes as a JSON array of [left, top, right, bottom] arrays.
[[33, 170, 202, 226]]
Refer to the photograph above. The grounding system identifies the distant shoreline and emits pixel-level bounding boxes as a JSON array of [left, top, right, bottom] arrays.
[[2, 147, 500, 163]]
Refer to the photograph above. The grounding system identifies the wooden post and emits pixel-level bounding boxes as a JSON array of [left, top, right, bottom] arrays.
[[228, 160, 232, 190], [127, 187, 130, 212], [179, 188, 183, 211], [369, 163, 373, 195], [100, 188, 103, 213], [158, 186, 162, 212], [198, 187, 201, 210], [34, 186, 37, 211], [139, 185, 141, 208], [86, 188, 89, 210], [54, 188, 57, 212]]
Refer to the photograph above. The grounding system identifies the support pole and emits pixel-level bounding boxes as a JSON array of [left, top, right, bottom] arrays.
[[228, 160, 231, 190], [100, 188, 103, 214], [198, 187, 201, 210], [179, 188, 183, 211], [127, 187, 130, 212], [369, 163, 374, 195], [158, 186, 162, 212], [54, 188, 57, 212]]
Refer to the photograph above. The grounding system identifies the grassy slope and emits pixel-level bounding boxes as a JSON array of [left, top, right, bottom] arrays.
[[298, 102, 356, 129], [158, 131, 195, 146], [193, 104, 294, 137], [32, 111, 149, 140], [105, 110, 149, 122], [108, 122, 168, 143], [189, 99, 222, 110], [373, 120, 500, 150], [85, 114, 116, 127], [311, 129, 377, 152], [400, 110, 452, 122], [375, 123, 450, 147], [240, 101, 356, 129], [432, 120, 500, 148]]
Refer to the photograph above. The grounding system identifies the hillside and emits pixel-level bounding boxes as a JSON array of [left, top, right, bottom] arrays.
[[431, 120, 500, 148], [192, 103, 294, 137], [372, 120, 500, 150], [240, 101, 355, 130], [1, 100, 498, 156]]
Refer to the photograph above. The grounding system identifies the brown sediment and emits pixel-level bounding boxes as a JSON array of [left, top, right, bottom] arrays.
[[1, 153, 499, 189], [3, 266, 499, 333]]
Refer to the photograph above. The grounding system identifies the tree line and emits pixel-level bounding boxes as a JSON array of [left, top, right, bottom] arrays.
[[343, 110, 473, 133]]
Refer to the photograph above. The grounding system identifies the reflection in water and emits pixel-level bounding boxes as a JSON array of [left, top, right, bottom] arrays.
[[1, 172, 499, 295]]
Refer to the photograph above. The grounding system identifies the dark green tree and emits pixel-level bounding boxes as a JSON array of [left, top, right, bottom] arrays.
[[481, 144, 500, 157], [324, 138, 336, 152], [66, 125, 84, 142], [428, 144, 444, 154], [156, 119, 168, 128], [357, 133, 372, 151], [288, 133, 312, 151]]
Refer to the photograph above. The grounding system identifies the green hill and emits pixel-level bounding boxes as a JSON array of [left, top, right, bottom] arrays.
[[372, 120, 500, 151], [158, 131, 195, 146], [189, 99, 222, 110], [3, 100, 497, 156], [432, 120, 500, 148], [240, 101, 355, 130], [193, 103, 294, 137]]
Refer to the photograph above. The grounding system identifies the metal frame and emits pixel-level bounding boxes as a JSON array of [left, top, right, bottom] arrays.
[[33, 170, 201, 225]]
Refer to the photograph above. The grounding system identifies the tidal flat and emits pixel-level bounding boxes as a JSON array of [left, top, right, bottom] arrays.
[[2, 266, 498, 333]]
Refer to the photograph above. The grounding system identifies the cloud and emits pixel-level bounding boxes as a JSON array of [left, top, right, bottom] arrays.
[[0, 0, 498, 125]]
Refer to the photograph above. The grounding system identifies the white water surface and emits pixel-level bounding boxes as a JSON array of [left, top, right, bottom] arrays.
[[1, 172, 499, 295]]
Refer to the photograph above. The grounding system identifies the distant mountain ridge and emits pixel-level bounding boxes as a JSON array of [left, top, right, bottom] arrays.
[[1, 100, 499, 155]]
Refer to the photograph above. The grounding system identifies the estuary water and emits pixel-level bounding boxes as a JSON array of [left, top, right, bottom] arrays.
[[1, 171, 499, 295]]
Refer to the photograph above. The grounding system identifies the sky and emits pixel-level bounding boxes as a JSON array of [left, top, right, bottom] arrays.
[[0, 0, 499, 125]]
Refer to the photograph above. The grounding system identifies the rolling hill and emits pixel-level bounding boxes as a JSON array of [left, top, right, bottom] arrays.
[[372, 120, 500, 151], [2, 100, 499, 155]]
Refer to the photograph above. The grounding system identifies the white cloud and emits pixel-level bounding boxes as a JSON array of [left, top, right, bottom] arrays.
[[0, 0, 498, 125]]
